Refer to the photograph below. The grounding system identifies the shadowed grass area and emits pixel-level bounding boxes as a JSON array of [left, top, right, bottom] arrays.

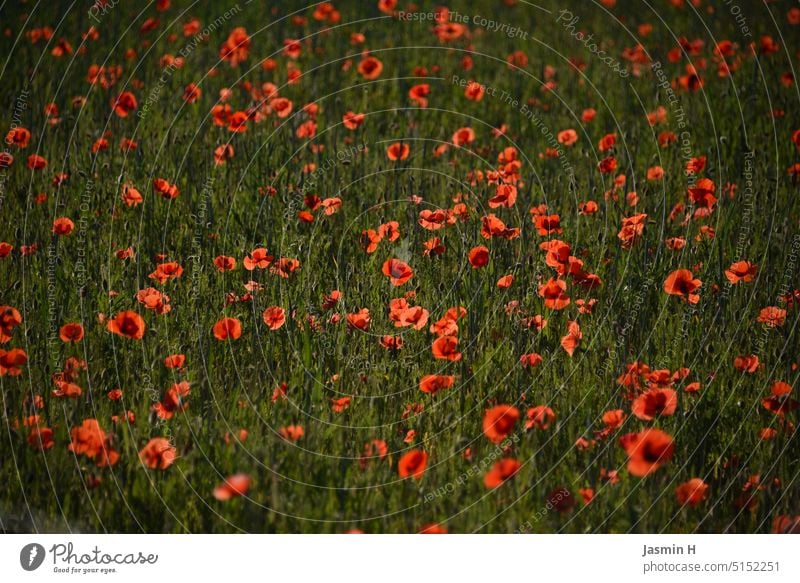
[[0, 0, 798, 533]]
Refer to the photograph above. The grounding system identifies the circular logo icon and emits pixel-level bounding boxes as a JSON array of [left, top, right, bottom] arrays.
[[20, 543, 46, 571]]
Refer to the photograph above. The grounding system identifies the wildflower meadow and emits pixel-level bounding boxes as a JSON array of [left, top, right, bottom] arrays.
[[1, 0, 799, 535]]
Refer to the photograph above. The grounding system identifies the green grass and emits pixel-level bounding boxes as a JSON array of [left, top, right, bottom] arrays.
[[0, 0, 798, 533]]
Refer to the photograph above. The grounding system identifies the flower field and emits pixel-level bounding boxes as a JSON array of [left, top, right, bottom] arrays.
[[1, 0, 799, 534]]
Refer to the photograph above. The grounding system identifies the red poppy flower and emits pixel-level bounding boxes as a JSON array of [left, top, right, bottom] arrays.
[[419, 374, 455, 394], [601, 410, 626, 434], [182, 82, 201, 103], [112, 91, 137, 117], [321, 197, 342, 215], [6, 127, 31, 148], [539, 278, 570, 310], [557, 129, 578, 146], [665, 237, 686, 250], [489, 183, 517, 208], [386, 142, 409, 161], [382, 258, 414, 286], [484, 458, 521, 489], [526, 405, 556, 430], [378, 0, 397, 14], [52, 381, 82, 398], [419, 523, 447, 534], [533, 214, 562, 237], [756, 306, 786, 327], [213, 474, 251, 500], [342, 111, 365, 129], [378, 221, 401, 241], [219, 27, 250, 66], [481, 214, 518, 240], [269, 256, 299, 278], [431, 335, 461, 361], [772, 515, 800, 534], [422, 237, 447, 257], [464, 80, 485, 101], [762, 381, 798, 415], [1, 305, 23, 343], [139, 437, 177, 470], [646, 166, 665, 181], [451, 126, 475, 147], [121, 184, 143, 207], [346, 308, 371, 331], [28, 427, 55, 450], [418, 209, 452, 230], [262, 307, 286, 330], [321, 290, 341, 311], [360, 229, 383, 253], [243, 248, 273, 270], [59, 323, 84, 343], [136, 287, 171, 315], [664, 269, 702, 304], [106, 311, 146, 340], [213, 255, 236, 272], [618, 213, 647, 248], [380, 335, 403, 350], [733, 354, 759, 373], [31, 157, 52, 172], [688, 178, 717, 208], [227, 107, 252, 133], [577, 200, 598, 216], [561, 320, 582, 356], [598, 133, 616, 151], [392, 305, 429, 330], [483, 405, 519, 444], [620, 428, 674, 477], [52, 217, 75, 235], [152, 381, 191, 420], [408, 84, 430, 107], [279, 425, 304, 442], [398, 449, 428, 479], [631, 388, 678, 421], [149, 261, 183, 283], [725, 260, 758, 284], [468, 246, 489, 268], [270, 97, 293, 118], [598, 155, 617, 173], [164, 354, 185, 369], [212, 317, 242, 340], [68, 419, 119, 467], [331, 396, 351, 413], [519, 353, 542, 369], [675, 478, 709, 507], [497, 274, 514, 288], [152, 178, 180, 199], [357, 56, 383, 79], [0, 347, 27, 376]]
